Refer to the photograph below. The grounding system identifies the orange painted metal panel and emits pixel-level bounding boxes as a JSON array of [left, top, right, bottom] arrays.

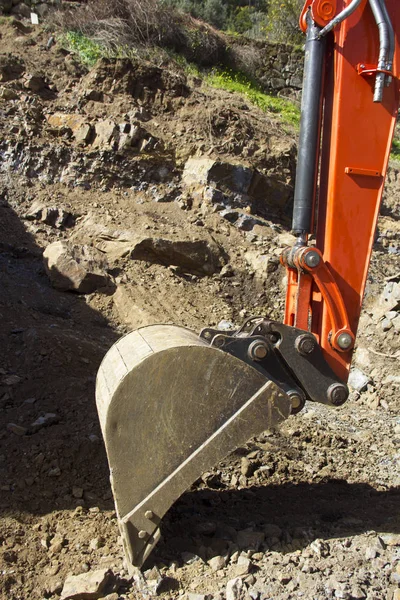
[[314, 0, 400, 380]]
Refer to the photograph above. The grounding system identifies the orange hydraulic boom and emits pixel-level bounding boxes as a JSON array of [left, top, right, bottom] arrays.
[[282, 0, 400, 383]]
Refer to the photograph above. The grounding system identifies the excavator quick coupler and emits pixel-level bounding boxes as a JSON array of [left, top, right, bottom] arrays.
[[96, 319, 348, 570]]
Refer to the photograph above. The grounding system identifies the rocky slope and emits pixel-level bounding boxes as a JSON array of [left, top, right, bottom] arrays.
[[0, 16, 399, 600]]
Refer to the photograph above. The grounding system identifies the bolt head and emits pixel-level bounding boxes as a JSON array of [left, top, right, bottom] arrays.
[[289, 392, 302, 410], [248, 340, 268, 361], [138, 530, 147, 539], [304, 250, 321, 269], [337, 332, 353, 350], [295, 334, 316, 356], [327, 383, 349, 406], [145, 510, 154, 520]]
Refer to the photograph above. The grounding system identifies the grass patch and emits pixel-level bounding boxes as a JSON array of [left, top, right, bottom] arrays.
[[205, 69, 300, 127], [390, 137, 400, 162], [60, 31, 140, 66], [61, 31, 106, 66]]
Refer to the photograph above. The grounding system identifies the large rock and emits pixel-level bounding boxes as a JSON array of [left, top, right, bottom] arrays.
[[43, 241, 111, 294], [60, 568, 112, 600], [25, 201, 75, 229], [130, 237, 226, 275], [182, 157, 292, 216]]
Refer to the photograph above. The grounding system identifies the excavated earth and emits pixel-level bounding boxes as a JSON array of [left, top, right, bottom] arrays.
[[0, 18, 399, 600]]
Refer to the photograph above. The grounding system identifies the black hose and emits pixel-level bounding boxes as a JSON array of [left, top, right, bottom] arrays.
[[292, 12, 326, 237]]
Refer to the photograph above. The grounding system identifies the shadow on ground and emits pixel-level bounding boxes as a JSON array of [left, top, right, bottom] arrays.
[[151, 480, 400, 564]]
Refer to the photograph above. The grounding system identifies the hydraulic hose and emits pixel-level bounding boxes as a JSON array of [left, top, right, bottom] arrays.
[[378, 0, 395, 80], [369, 0, 391, 101], [319, 0, 363, 37], [292, 12, 326, 237]]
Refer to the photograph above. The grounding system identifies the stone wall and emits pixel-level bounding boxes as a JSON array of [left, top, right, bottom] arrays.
[[229, 38, 304, 99]]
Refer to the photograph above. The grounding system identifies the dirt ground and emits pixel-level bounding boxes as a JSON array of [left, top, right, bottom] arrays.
[[0, 17, 399, 600]]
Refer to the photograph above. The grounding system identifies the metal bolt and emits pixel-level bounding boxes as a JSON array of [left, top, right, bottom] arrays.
[[138, 530, 147, 539], [336, 332, 353, 350], [248, 340, 269, 361], [288, 391, 303, 410], [295, 334, 316, 356], [213, 335, 225, 348], [145, 510, 154, 520], [304, 250, 321, 269], [327, 383, 349, 406]]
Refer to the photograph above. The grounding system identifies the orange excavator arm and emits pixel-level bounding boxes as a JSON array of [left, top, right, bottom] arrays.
[[282, 0, 400, 383]]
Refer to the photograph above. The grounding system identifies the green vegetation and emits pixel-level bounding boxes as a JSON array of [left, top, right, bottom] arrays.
[[390, 137, 400, 161], [61, 31, 106, 66], [162, 0, 303, 42], [206, 69, 300, 126], [61, 31, 139, 67]]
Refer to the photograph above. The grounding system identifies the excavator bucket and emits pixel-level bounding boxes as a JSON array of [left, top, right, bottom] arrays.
[[96, 324, 292, 569]]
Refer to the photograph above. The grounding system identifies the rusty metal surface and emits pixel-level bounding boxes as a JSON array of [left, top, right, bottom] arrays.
[[96, 325, 291, 568]]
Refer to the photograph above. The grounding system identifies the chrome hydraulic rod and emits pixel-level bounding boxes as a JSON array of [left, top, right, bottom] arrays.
[[369, 0, 391, 101]]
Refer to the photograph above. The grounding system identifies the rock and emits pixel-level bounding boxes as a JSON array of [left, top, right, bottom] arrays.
[[92, 120, 118, 149], [354, 347, 371, 369], [208, 555, 227, 572], [48, 467, 61, 477], [89, 538, 104, 551], [50, 533, 65, 554], [380, 281, 400, 312], [4, 374, 22, 385], [11, 2, 31, 18], [220, 209, 240, 223], [25, 201, 75, 229], [236, 215, 261, 231], [310, 539, 330, 557], [348, 368, 371, 392], [30, 413, 59, 431], [220, 264, 234, 277], [236, 529, 265, 551], [130, 237, 225, 275], [181, 552, 202, 565], [240, 457, 253, 477], [72, 487, 84, 499], [60, 569, 112, 600], [380, 534, 400, 546], [0, 54, 25, 82], [182, 157, 291, 215], [391, 313, 400, 332], [187, 595, 209, 600], [43, 241, 111, 294], [0, 86, 18, 100], [24, 73, 47, 92], [350, 587, 366, 599], [226, 577, 243, 600], [234, 556, 252, 576], [381, 317, 393, 331], [277, 572, 292, 585], [276, 232, 296, 247], [244, 251, 271, 278], [7, 423, 27, 436]]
